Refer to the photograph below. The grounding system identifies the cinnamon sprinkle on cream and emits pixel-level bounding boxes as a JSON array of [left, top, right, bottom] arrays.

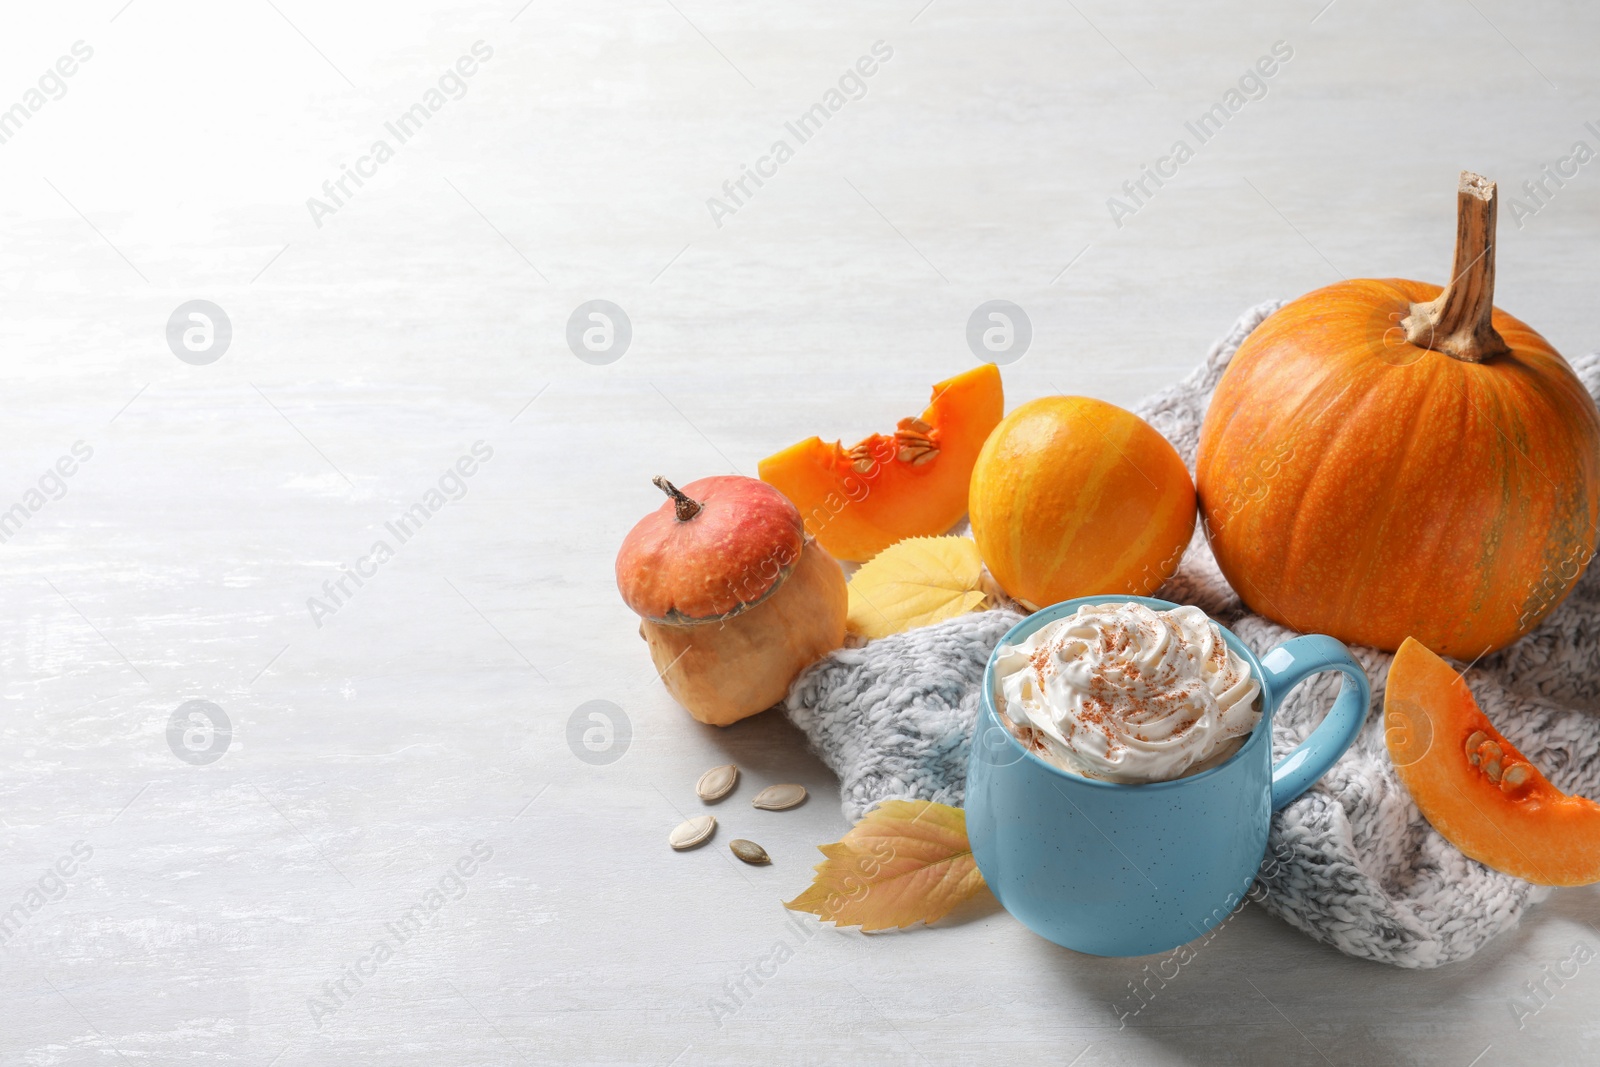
[[992, 601, 1262, 783]]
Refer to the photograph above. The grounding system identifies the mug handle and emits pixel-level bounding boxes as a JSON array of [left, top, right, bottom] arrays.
[[1257, 634, 1371, 812]]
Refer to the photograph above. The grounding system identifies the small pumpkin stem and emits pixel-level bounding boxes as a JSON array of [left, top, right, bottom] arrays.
[[652, 475, 702, 522], [1401, 171, 1512, 363]]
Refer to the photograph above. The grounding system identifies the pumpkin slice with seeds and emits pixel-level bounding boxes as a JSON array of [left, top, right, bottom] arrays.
[[1385, 637, 1600, 885], [758, 364, 1003, 563]]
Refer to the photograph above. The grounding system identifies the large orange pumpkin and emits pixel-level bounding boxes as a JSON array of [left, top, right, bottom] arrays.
[[758, 364, 1003, 563], [1197, 173, 1600, 657], [969, 396, 1196, 610], [1386, 637, 1600, 885]]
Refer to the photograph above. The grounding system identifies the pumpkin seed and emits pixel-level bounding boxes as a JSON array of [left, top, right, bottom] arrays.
[[1501, 763, 1532, 790], [1483, 758, 1503, 782], [669, 815, 716, 851], [1464, 730, 1488, 764], [729, 839, 770, 865], [752, 784, 807, 811], [696, 764, 739, 802]]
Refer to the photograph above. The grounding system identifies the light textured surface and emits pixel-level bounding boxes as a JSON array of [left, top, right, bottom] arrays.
[[3, 1, 1600, 1064]]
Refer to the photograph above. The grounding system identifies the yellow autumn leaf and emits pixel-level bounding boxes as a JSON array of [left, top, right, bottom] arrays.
[[846, 536, 987, 639], [784, 799, 989, 931]]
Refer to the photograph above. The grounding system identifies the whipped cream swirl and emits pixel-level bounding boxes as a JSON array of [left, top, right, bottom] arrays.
[[993, 602, 1261, 783]]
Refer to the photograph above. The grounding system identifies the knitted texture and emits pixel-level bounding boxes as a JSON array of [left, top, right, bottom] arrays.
[[784, 300, 1600, 968]]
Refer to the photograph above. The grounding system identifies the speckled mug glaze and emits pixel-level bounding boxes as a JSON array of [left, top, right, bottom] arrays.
[[966, 594, 1369, 957]]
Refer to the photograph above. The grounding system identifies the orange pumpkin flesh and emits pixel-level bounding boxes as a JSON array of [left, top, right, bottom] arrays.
[[1385, 637, 1600, 886], [758, 364, 1003, 563], [1198, 173, 1600, 657], [968, 396, 1196, 610]]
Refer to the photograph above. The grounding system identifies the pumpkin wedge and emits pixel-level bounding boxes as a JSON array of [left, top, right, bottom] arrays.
[[758, 364, 1003, 563], [1385, 637, 1600, 885]]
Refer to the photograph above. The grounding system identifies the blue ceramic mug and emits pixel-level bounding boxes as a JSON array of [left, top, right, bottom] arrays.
[[965, 595, 1370, 957]]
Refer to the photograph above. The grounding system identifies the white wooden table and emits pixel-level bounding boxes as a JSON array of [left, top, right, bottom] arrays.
[[2, 1, 1598, 1063]]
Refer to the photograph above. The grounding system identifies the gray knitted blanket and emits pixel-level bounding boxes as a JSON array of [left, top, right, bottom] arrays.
[[785, 301, 1600, 968]]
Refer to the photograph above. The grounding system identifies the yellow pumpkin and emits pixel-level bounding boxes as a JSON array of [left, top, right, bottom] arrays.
[[969, 396, 1196, 610]]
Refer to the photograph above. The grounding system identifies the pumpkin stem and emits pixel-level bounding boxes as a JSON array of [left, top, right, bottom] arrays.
[[1401, 171, 1512, 363], [652, 475, 703, 522]]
